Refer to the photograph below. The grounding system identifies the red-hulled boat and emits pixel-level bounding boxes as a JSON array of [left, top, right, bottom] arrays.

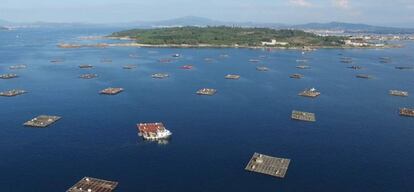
[[180, 65, 193, 70]]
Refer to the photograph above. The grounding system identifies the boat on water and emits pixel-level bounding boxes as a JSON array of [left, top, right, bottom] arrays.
[[180, 65, 193, 70], [137, 122, 172, 140], [172, 53, 181, 58]]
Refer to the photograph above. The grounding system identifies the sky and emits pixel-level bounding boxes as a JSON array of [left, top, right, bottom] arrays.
[[1, 0, 414, 27]]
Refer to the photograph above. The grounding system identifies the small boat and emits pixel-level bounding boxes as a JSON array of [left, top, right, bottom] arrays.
[[180, 65, 193, 70]]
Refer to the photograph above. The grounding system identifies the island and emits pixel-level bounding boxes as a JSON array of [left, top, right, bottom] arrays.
[[108, 26, 346, 48], [58, 26, 394, 49]]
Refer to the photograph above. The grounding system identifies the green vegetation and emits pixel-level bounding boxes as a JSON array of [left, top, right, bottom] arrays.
[[110, 26, 346, 47]]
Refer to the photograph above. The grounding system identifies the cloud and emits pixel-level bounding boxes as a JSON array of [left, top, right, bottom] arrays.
[[290, 0, 313, 7], [333, 0, 350, 9]]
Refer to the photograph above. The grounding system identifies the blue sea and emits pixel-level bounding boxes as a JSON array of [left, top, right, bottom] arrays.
[[0, 27, 413, 192]]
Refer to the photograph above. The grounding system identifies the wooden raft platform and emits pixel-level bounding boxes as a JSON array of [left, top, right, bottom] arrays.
[[400, 108, 414, 117], [9, 64, 27, 70], [291, 110, 316, 122], [225, 74, 240, 79], [100, 88, 123, 95], [256, 66, 269, 71], [0, 74, 18, 79], [245, 153, 291, 178], [290, 74, 304, 79], [79, 74, 98, 79], [298, 88, 320, 98], [67, 177, 118, 192], [152, 73, 169, 79], [24, 115, 61, 128], [356, 74, 372, 79], [296, 65, 311, 69], [390, 90, 408, 97], [0, 89, 26, 97], [196, 88, 217, 96]]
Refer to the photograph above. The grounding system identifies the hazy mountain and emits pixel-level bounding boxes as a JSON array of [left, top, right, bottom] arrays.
[[291, 22, 414, 34], [126, 16, 287, 28], [0, 19, 10, 25], [1, 16, 413, 34], [125, 17, 413, 34]]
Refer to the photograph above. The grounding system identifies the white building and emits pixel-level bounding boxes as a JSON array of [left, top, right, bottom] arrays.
[[261, 39, 289, 46]]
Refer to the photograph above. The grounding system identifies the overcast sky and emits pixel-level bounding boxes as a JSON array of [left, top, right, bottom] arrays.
[[1, 0, 414, 27]]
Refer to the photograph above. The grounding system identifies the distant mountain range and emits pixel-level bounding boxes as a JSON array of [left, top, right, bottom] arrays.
[[1, 16, 414, 34]]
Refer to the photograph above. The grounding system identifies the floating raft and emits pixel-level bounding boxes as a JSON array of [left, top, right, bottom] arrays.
[[129, 54, 139, 58], [379, 57, 391, 63], [290, 74, 304, 79], [249, 59, 260, 63], [390, 90, 408, 97], [0, 74, 18, 79], [79, 64, 93, 69], [347, 66, 363, 70], [123, 64, 137, 69], [245, 153, 291, 178], [256, 66, 269, 71], [197, 88, 217, 96], [204, 58, 213, 62], [138, 122, 172, 140], [24, 115, 61, 128], [220, 54, 229, 58], [67, 177, 118, 192], [152, 73, 169, 79], [9, 64, 27, 70], [291, 110, 316, 122], [395, 66, 413, 70], [100, 88, 124, 95], [225, 74, 240, 80], [356, 74, 372, 79], [50, 58, 64, 63], [0, 89, 26, 97], [79, 74, 98, 79], [159, 59, 172, 63], [296, 65, 311, 69], [400, 108, 414, 117], [299, 88, 320, 98], [101, 59, 112, 63], [340, 57, 353, 63]]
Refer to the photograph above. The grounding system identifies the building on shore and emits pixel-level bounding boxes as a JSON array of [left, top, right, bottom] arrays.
[[261, 39, 289, 46]]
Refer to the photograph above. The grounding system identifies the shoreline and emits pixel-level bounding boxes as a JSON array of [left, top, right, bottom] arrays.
[[58, 42, 402, 50], [58, 37, 402, 50]]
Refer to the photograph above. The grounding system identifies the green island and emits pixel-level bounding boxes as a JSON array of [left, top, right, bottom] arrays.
[[109, 26, 347, 48]]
